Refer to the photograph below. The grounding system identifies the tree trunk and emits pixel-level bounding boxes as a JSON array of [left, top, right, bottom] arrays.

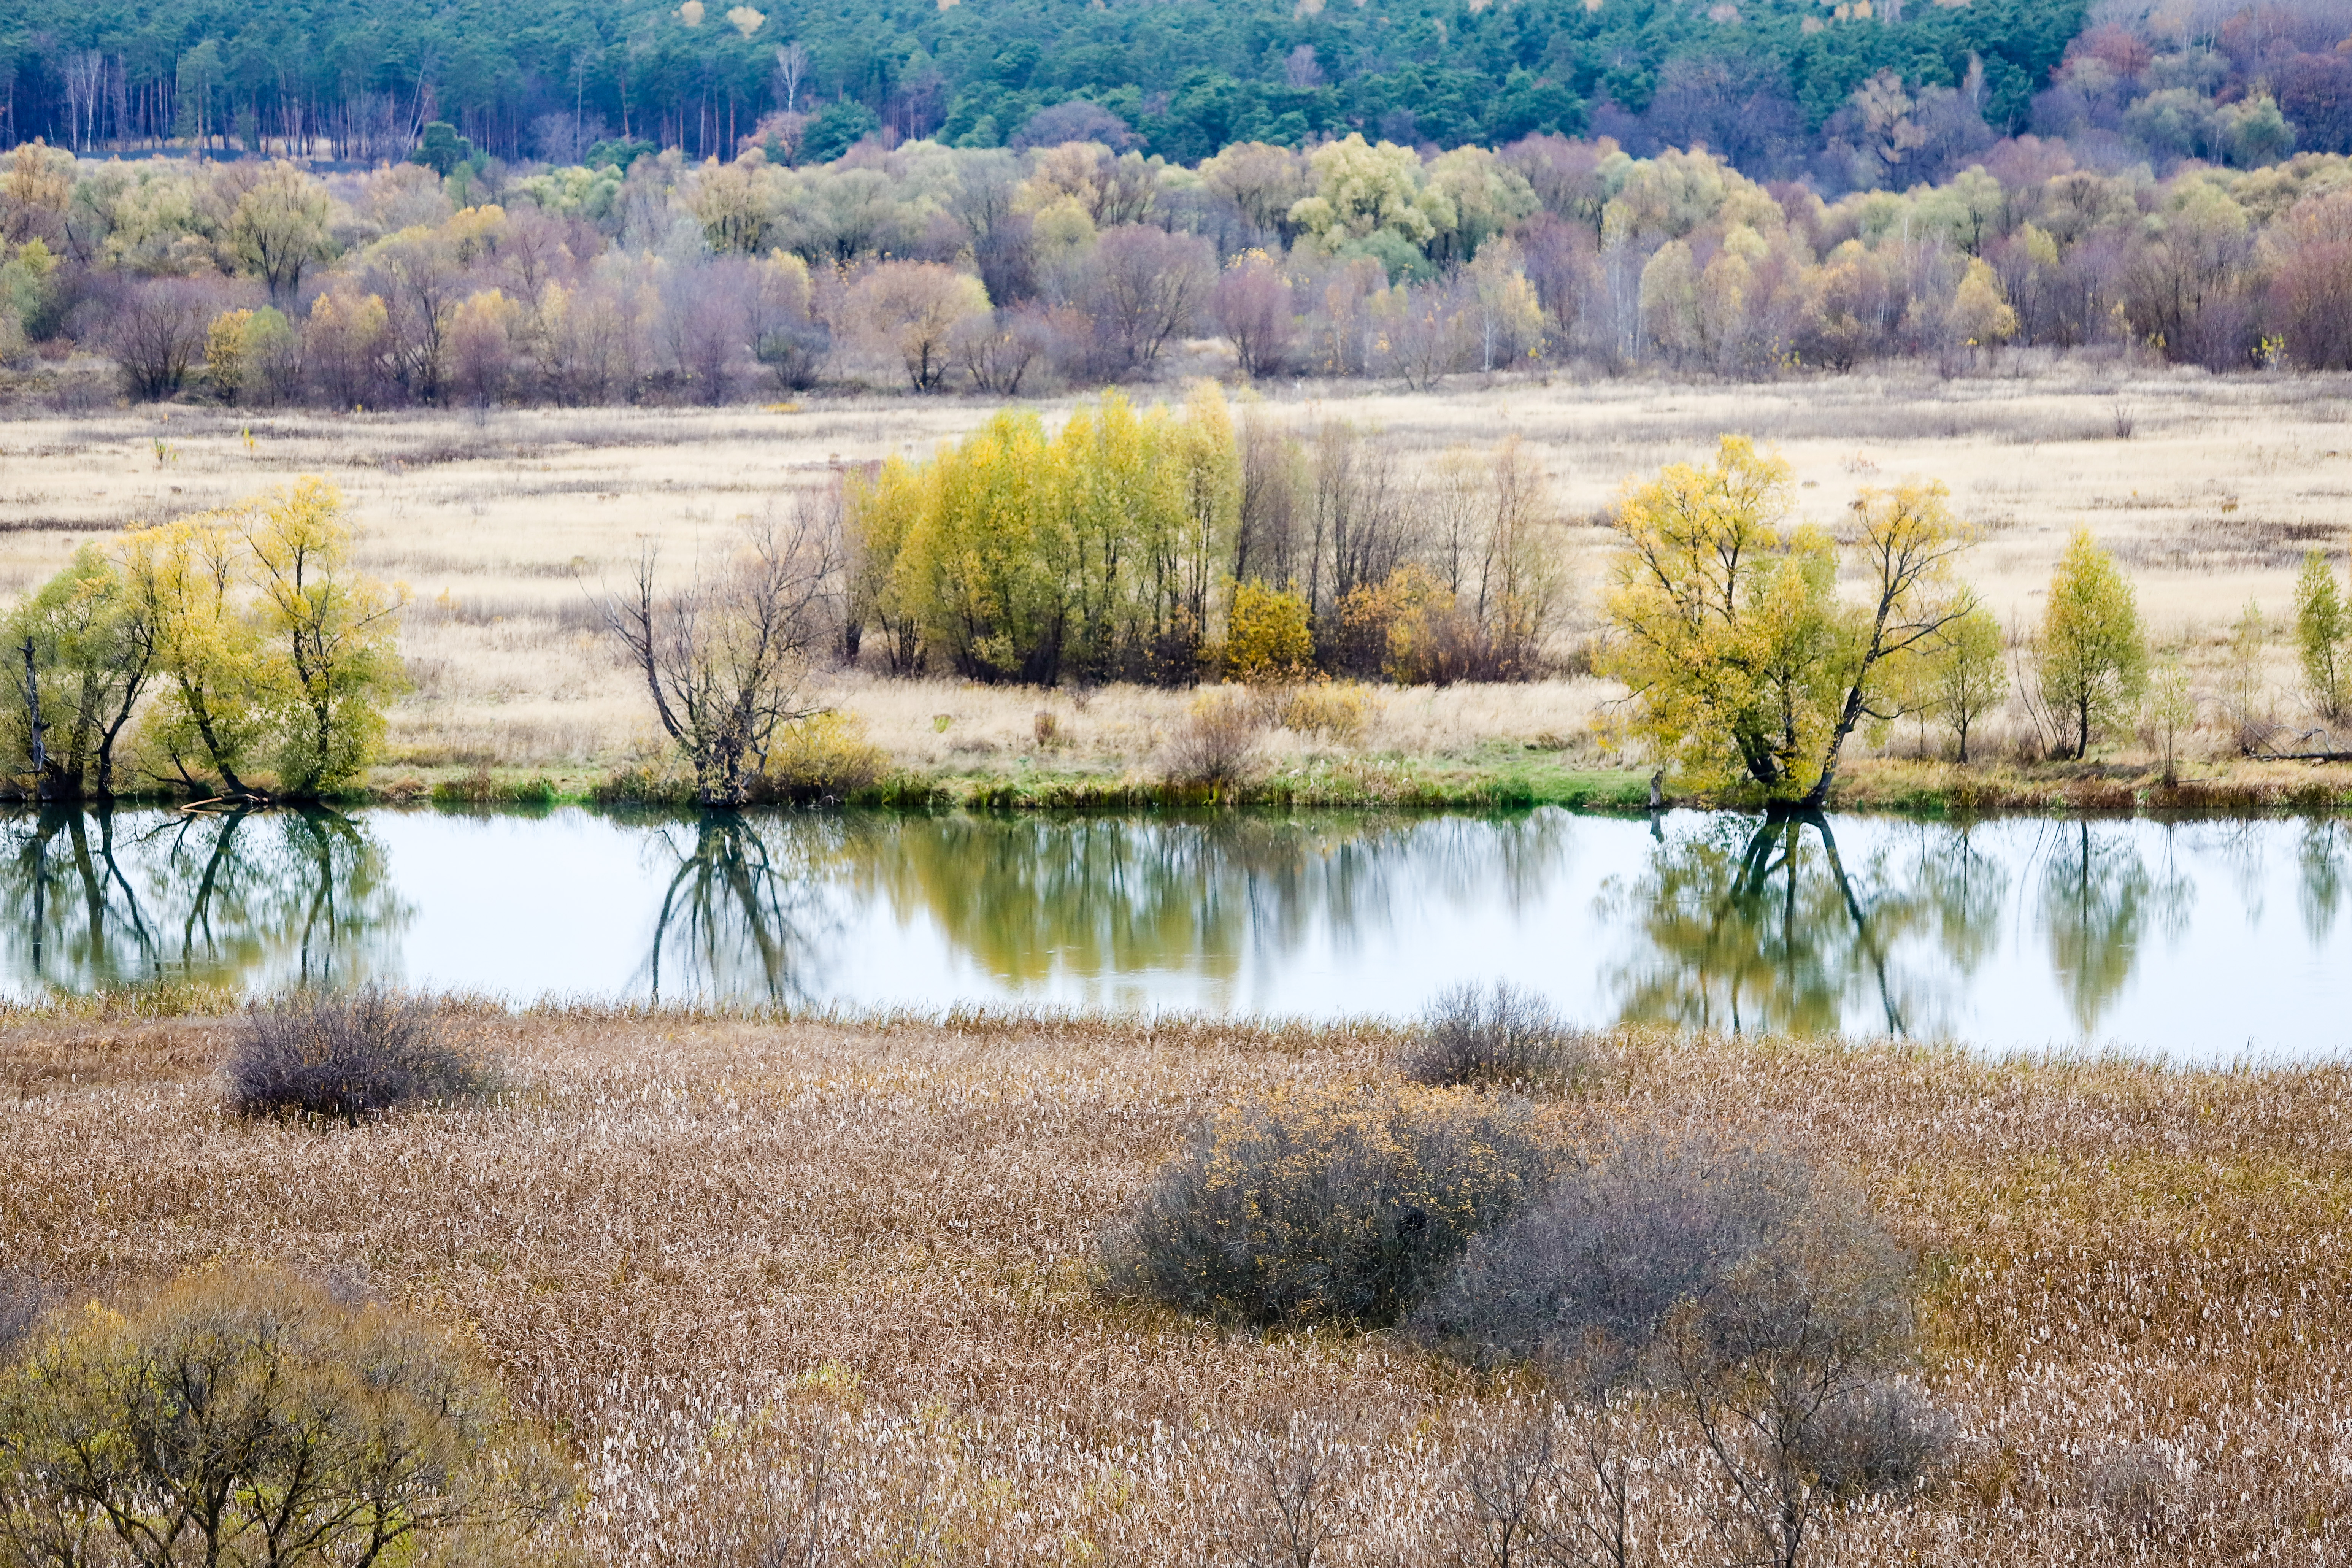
[[19, 638, 46, 797]]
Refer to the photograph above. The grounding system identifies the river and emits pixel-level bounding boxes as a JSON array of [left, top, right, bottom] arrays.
[[2, 804, 2342, 1061]]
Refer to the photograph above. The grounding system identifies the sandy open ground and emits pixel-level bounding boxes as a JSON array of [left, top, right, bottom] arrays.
[[3, 364, 2346, 774]]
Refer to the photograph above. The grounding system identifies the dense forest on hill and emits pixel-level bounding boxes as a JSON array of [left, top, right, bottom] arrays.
[[5, 2, 2352, 412], [0, 0, 2224, 175]]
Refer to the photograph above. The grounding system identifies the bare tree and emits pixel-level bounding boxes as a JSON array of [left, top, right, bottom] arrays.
[[852, 260, 990, 392], [606, 505, 840, 806], [106, 277, 221, 400], [1085, 224, 1215, 372], [1212, 251, 1297, 378], [774, 42, 812, 114]]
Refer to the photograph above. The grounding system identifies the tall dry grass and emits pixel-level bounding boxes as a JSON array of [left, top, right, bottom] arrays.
[[0, 1005, 2345, 1562]]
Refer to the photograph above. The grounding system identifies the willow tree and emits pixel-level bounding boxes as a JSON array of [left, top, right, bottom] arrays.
[[2036, 528, 2147, 760], [608, 501, 840, 807], [116, 481, 403, 801], [122, 515, 268, 797], [4, 545, 156, 798], [865, 388, 1241, 685], [241, 478, 408, 796], [1602, 436, 1977, 809]]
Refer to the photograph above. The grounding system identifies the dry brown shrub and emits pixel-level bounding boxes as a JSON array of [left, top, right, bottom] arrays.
[[1161, 687, 1268, 786]]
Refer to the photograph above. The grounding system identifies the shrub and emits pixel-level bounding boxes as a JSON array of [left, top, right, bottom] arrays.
[[0, 1268, 562, 1566], [760, 710, 889, 799], [1802, 1378, 1957, 1500], [1099, 1086, 1560, 1328], [1162, 689, 1268, 788], [1398, 982, 1592, 1091], [1408, 1127, 1946, 1552], [1407, 1128, 1912, 1382], [1223, 580, 1315, 684], [1278, 682, 1372, 744], [226, 988, 495, 1122]]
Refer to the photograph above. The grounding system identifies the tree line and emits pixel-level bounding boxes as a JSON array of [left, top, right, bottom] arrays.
[[0, 0, 2090, 172], [19, 124, 2352, 414]]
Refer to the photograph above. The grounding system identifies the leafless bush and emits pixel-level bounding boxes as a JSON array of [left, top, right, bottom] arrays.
[[1406, 1130, 1839, 1376], [1408, 1128, 1944, 1562], [1210, 1413, 1355, 1568], [1399, 981, 1593, 1092], [1098, 1087, 1557, 1328], [1451, 1405, 1659, 1568], [1800, 1379, 1955, 1501], [1162, 689, 1268, 787], [227, 988, 495, 1122]]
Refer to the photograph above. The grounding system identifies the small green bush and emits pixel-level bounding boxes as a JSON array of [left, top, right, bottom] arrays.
[[1098, 1086, 1562, 1328]]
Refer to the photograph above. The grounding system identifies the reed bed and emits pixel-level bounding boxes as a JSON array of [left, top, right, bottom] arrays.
[[1, 1005, 2346, 1561]]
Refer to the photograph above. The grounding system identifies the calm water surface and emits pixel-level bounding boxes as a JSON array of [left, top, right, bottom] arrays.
[[2, 805, 2344, 1061]]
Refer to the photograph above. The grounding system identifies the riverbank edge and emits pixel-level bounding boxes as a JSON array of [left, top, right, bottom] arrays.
[[0, 989, 2319, 1080], [14, 755, 2352, 816]]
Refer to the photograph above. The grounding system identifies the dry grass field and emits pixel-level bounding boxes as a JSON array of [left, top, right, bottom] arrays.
[[2, 1003, 2346, 1563], [3, 364, 2349, 781]]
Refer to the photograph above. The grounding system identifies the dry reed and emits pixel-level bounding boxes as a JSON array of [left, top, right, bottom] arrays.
[[0, 1006, 2344, 1562]]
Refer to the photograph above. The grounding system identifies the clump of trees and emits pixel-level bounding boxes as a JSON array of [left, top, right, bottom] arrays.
[[2, 477, 404, 801], [845, 386, 1563, 689], [25, 98, 2352, 414], [1598, 440, 2193, 787]]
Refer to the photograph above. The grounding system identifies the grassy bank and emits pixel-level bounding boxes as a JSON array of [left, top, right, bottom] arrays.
[[19, 749, 2352, 818], [1, 998, 2344, 1562], [353, 750, 2352, 817]]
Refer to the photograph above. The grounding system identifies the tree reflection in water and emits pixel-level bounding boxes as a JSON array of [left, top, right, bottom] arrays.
[[638, 811, 876, 1003], [2035, 819, 2188, 1038], [844, 810, 1575, 993], [1603, 813, 2007, 1038], [2299, 819, 2352, 944], [0, 806, 407, 993]]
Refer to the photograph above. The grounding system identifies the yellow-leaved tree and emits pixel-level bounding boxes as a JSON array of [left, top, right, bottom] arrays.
[[859, 387, 1241, 685], [241, 478, 408, 796], [121, 479, 404, 800], [1601, 436, 1977, 809], [122, 514, 269, 797]]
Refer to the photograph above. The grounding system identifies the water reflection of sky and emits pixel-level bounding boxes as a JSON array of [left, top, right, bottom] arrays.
[[2, 805, 2348, 1062]]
